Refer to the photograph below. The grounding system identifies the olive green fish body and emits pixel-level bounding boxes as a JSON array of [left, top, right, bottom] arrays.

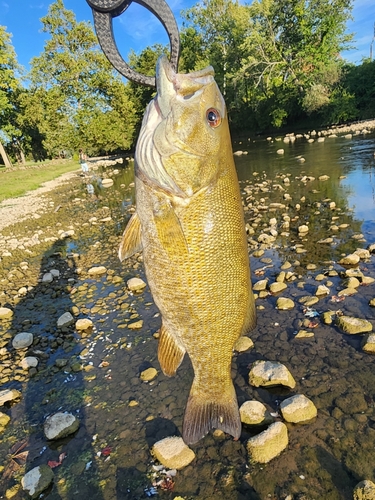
[[119, 56, 256, 444]]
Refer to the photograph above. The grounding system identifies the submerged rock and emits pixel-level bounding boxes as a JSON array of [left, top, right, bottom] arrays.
[[88, 266, 107, 276], [353, 479, 375, 500], [140, 367, 158, 381], [22, 465, 54, 499], [362, 334, 375, 354], [152, 436, 195, 469], [75, 318, 93, 331], [276, 297, 295, 310], [0, 411, 11, 432], [338, 254, 360, 266], [336, 316, 372, 335], [249, 360, 296, 389], [280, 394, 317, 423], [12, 332, 33, 349], [240, 401, 273, 426], [247, 422, 288, 463], [44, 412, 80, 440], [57, 312, 74, 328], [127, 277, 147, 292]]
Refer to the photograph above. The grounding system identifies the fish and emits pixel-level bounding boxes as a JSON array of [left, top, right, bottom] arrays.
[[119, 55, 256, 444]]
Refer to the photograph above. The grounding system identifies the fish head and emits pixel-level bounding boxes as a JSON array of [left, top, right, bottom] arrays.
[[136, 55, 230, 198]]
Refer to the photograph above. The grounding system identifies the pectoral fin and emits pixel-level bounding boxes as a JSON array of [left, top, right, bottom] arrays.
[[158, 324, 185, 377], [153, 201, 189, 256], [118, 212, 143, 261]]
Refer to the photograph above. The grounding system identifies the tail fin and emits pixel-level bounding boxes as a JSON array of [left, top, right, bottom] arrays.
[[182, 381, 241, 445]]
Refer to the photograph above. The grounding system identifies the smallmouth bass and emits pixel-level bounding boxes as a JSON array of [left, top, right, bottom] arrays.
[[119, 56, 256, 444]]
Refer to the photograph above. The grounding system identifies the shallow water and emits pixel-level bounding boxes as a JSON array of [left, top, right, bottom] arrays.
[[0, 132, 375, 500]]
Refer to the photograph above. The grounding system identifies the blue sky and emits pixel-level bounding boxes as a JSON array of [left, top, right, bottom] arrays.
[[0, 0, 374, 73]]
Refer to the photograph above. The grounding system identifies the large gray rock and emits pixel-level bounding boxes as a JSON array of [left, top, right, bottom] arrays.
[[44, 412, 80, 440], [12, 332, 33, 349], [249, 360, 296, 389], [22, 465, 54, 499]]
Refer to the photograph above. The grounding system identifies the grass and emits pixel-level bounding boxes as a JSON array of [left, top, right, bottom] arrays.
[[0, 160, 79, 203]]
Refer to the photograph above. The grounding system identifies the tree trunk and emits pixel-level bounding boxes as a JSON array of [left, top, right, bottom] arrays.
[[0, 140, 12, 168]]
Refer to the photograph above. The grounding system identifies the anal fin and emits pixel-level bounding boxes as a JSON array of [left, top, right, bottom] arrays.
[[118, 212, 143, 261], [158, 324, 185, 377]]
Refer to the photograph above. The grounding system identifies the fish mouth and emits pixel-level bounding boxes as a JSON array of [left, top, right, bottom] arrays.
[[155, 55, 215, 118]]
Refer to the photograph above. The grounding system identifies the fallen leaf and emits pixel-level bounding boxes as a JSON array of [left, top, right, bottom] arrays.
[[48, 460, 62, 469], [101, 446, 112, 456]]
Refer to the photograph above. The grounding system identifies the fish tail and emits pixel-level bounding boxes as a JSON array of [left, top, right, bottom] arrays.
[[182, 381, 241, 445]]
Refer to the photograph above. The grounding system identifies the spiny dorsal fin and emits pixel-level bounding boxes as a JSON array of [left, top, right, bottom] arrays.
[[118, 212, 143, 261], [158, 324, 185, 377]]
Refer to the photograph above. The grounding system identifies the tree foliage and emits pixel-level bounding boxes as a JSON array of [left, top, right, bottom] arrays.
[[1, 0, 375, 164]]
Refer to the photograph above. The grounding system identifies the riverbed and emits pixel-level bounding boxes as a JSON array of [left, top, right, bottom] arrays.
[[0, 130, 375, 499]]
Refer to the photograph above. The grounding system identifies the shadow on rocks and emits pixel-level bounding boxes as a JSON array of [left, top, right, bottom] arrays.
[[0, 240, 104, 499]]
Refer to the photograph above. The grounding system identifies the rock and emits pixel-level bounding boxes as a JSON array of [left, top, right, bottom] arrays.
[[298, 225, 309, 233], [295, 330, 314, 338], [253, 279, 268, 291], [152, 436, 195, 469], [318, 237, 334, 244], [12, 332, 33, 349], [338, 253, 360, 266], [128, 320, 143, 329], [338, 287, 357, 297], [249, 360, 296, 389], [298, 296, 319, 307], [370, 299, 375, 307], [247, 422, 288, 463], [240, 401, 273, 426], [44, 412, 80, 440], [75, 318, 93, 331], [102, 178, 114, 187], [316, 285, 330, 296], [354, 248, 370, 260], [21, 465, 54, 499], [269, 282, 287, 294], [140, 367, 158, 381], [319, 175, 330, 180], [88, 266, 107, 276], [258, 234, 276, 245], [363, 276, 375, 285], [55, 358, 68, 368], [344, 277, 360, 288], [336, 315, 372, 335], [368, 243, 375, 254], [234, 336, 254, 352], [276, 149, 284, 154], [42, 272, 53, 283], [276, 297, 295, 310], [127, 277, 147, 292], [362, 334, 375, 354], [280, 261, 292, 270], [280, 394, 317, 423], [0, 388, 21, 406], [20, 356, 38, 370], [353, 479, 375, 500], [322, 311, 335, 325], [57, 312, 74, 328], [0, 307, 13, 320], [0, 411, 11, 431]]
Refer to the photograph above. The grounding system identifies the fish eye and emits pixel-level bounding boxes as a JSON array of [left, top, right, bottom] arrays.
[[206, 108, 221, 128]]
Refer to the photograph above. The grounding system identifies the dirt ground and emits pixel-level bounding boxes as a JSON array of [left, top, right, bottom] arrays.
[[0, 170, 80, 232]]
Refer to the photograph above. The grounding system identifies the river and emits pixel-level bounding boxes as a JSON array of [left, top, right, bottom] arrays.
[[0, 131, 375, 500]]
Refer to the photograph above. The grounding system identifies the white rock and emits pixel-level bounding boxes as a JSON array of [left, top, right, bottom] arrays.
[[247, 422, 288, 463], [22, 465, 54, 499], [280, 394, 317, 422], [152, 436, 195, 469], [88, 266, 107, 276], [20, 356, 39, 370], [249, 360, 296, 388], [12, 332, 33, 349], [50, 269, 60, 277], [44, 412, 80, 440], [240, 401, 273, 425], [0, 307, 13, 320], [42, 272, 53, 283], [0, 388, 21, 406], [57, 312, 74, 328]]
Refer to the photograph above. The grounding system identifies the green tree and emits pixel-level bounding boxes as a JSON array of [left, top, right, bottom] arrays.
[[28, 0, 137, 157], [0, 25, 22, 166]]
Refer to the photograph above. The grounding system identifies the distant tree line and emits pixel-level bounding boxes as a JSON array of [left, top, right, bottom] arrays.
[[0, 0, 374, 164]]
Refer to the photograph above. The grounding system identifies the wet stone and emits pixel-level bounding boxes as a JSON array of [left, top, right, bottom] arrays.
[[234, 336, 254, 352], [44, 412, 80, 440], [12, 332, 33, 349], [57, 312, 74, 328], [22, 465, 54, 499], [247, 422, 288, 464], [127, 277, 147, 292], [0, 307, 13, 320], [280, 394, 317, 423], [249, 360, 296, 389], [140, 367, 158, 381], [240, 401, 273, 426], [20, 356, 38, 370], [152, 436, 195, 469], [336, 316, 372, 334], [362, 334, 375, 354], [338, 253, 360, 266], [276, 297, 295, 310]]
